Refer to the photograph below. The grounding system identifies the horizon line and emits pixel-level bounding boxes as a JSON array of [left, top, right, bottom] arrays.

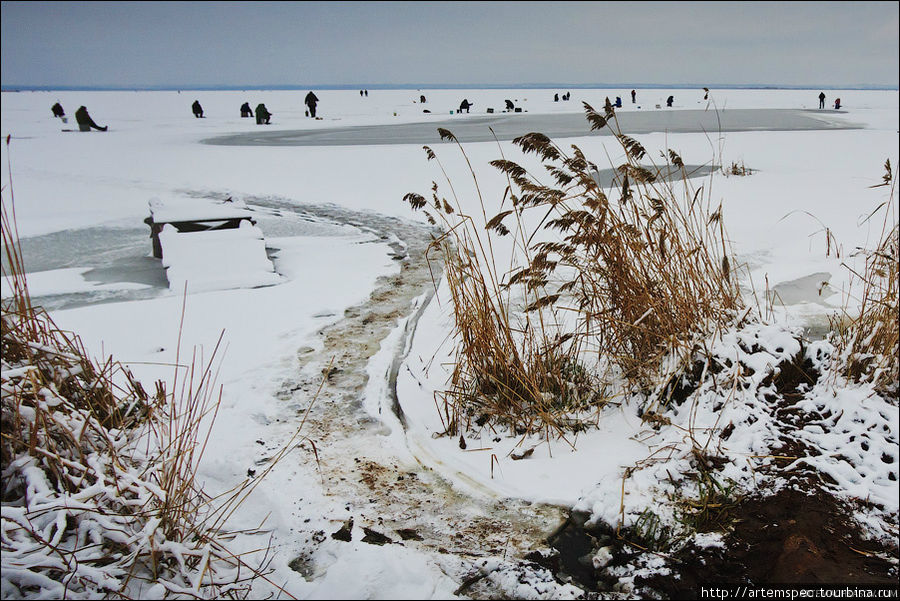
[[3, 82, 898, 93]]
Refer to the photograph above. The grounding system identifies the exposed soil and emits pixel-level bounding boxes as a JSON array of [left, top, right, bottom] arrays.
[[533, 349, 899, 598], [641, 488, 898, 597], [536, 488, 898, 599]]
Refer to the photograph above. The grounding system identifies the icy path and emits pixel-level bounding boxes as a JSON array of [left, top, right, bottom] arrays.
[[227, 198, 576, 598]]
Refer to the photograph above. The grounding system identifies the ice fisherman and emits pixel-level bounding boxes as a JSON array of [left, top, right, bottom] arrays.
[[631, 89, 636, 103], [192, 100, 204, 118], [614, 96, 622, 108], [666, 95, 674, 108], [834, 98, 841, 110], [51, 102, 65, 118], [305, 91, 320, 118], [240, 102, 253, 118], [255, 103, 272, 125], [420, 94, 426, 103], [74, 106, 107, 132], [459, 99, 472, 113], [505, 99, 514, 110], [554, 93, 559, 102], [818, 92, 826, 109]]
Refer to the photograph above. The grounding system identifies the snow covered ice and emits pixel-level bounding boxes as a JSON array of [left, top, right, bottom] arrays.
[[2, 86, 898, 598]]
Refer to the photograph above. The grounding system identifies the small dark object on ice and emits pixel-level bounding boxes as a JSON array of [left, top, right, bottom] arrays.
[[458, 434, 467, 449], [247, 468, 256, 477], [361, 527, 394, 546], [396, 528, 424, 541], [331, 517, 354, 542], [511, 447, 535, 460]]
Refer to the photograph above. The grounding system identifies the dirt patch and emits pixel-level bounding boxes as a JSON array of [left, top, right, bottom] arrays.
[[530, 345, 898, 598], [640, 488, 898, 597], [227, 196, 570, 594], [535, 489, 898, 598]]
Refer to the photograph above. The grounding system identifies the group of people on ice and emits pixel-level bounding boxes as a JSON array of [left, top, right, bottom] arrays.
[[50, 102, 106, 131], [51, 88, 848, 133], [191, 91, 320, 124], [50, 92, 323, 131]]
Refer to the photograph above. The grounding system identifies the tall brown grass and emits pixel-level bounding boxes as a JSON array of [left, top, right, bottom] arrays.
[[405, 100, 744, 436], [831, 160, 899, 397]]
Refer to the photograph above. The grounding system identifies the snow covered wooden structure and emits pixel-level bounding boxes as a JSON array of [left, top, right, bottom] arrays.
[[145, 197, 282, 292]]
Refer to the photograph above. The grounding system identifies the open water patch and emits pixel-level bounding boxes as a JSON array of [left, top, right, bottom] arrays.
[[1, 198, 395, 311], [202, 109, 861, 147]]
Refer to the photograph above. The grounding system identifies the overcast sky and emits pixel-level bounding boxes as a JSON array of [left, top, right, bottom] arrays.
[[2, 1, 898, 89]]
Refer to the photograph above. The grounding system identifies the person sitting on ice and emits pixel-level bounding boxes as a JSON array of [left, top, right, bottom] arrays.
[[51, 102, 65, 118], [192, 100, 204, 118], [255, 103, 272, 124], [614, 96, 622, 108], [240, 102, 253, 118], [505, 99, 514, 110], [74, 106, 107, 131], [834, 98, 841, 110], [666, 95, 674, 107], [420, 94, 426, 103], [458, 98, 472, 113]]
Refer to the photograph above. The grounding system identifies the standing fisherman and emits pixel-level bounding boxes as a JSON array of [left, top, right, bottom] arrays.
[[305, 91, 320, 118]]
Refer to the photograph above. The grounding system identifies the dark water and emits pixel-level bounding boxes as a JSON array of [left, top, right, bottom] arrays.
[[202, 108, 859, 147]]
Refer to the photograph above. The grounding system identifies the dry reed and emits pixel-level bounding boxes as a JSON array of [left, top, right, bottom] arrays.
[[830, 160, 899, 397], [1, 138, 300, 598], [405, 100, 744, 436]]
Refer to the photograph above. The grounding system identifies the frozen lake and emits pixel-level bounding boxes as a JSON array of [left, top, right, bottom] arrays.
[[202, 108, 859, 146]]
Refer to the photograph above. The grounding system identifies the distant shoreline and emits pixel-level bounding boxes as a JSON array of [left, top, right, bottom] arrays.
[[3, 83, 898, 93]]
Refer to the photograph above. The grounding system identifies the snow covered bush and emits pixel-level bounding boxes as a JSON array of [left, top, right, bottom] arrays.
[[1, 199, 272, 599]]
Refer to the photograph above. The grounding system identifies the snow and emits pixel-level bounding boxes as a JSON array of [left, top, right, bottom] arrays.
[[304, 541, 460, 600], [2, 86, 898, 597], [148, 195, 255, 223], [157, 219, 282, 292]]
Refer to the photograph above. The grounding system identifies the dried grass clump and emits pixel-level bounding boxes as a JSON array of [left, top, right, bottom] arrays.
[[406, 129, 601, 437], [831, 160, 899, 397], [1, 193, 279, 598], [725, 160, 753, 177], [405, 101, 744, 435]]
